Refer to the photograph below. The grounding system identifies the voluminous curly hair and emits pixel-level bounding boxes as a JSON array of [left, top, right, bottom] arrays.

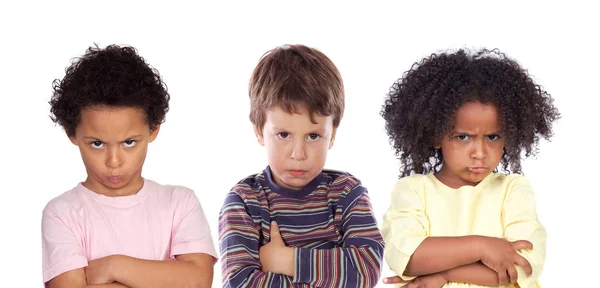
[[381, 48, 560, 177], [50, 44, 170, 136]]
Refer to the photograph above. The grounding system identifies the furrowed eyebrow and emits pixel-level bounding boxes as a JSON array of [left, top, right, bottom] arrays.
[[83, 136, 103, 141], [83, 135, 143, 141], [451, 131, 475, 136]]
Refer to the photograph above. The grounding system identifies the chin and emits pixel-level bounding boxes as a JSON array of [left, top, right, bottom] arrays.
[[102, 179, 131, 189], [282, 178, 311, 189], [463, 175, 486, 184]]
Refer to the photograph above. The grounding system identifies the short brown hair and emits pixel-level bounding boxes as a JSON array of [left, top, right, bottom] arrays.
[[249, 44, 344, 132]]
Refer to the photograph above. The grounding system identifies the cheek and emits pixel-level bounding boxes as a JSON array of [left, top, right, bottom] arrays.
[[310, 142, 330, 159], [130, 145, 150, 165], [265, 141, 287, 161], [441, 142, 461, 158], [491, 144, 505, 160], [79, 149, 104, 170]]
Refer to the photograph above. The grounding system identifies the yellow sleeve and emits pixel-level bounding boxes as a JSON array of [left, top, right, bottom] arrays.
[[502, 176, 546, 288], [382, 177, 429, 281]]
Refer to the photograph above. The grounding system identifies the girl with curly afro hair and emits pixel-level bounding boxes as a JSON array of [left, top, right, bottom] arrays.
[[380, 48, 559, 288], [42, 44, 217, 288]]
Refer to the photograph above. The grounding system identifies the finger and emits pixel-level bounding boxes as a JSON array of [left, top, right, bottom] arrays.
[[515, 255, 533, 276], [498, 270, 509, 286], [511, 240, 533, 251], [382, 276, 410, 284], [270, 221, 282, 239], [507, 265, 518, 285]]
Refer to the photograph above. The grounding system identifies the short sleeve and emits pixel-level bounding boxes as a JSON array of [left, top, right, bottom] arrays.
[[381, 177, 429, 281], [502, 176, 546, 288], [170, 189, 218, 261], [41, 203, 88, 283]]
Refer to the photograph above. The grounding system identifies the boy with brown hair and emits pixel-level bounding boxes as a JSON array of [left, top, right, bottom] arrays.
[[218, 44, 384, 287]]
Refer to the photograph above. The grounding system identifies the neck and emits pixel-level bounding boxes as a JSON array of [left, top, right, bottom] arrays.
[[83, 175, 144, 197]]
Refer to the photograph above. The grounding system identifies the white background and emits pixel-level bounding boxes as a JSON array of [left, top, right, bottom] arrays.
[[1, 1, 598, 287]]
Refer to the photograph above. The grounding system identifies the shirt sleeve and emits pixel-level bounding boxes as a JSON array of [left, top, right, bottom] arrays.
[[381, 177, 429, 281], [293, 186, 385, 288], [219, 192, 292, 287], [41, 202, 88, 283], [170, 188, 218, 261], [502, 176, 547, 288]]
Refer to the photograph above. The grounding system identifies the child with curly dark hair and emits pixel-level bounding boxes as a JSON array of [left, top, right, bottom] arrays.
[[380, 49, 559, 288], [42, 44, 217, 288]]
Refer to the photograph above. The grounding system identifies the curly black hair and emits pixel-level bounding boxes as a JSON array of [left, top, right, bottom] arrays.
[[381, 48, 560, 177], [49, 44, 170, 136]]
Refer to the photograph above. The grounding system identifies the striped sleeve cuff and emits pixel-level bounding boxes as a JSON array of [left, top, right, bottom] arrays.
[[292, 247, 311, 283]]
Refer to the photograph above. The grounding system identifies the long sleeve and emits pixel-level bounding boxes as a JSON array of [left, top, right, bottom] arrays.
[[381, 177, 429, 281], [502, 176, 546, 288], [219, 192, 292, 287], [293, 187, 384, 288]]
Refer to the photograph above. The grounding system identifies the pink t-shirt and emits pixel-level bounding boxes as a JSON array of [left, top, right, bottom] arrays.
[[41, 179, 218, 283]]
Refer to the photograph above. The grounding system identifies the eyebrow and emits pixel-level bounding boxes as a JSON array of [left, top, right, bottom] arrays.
[[452, 130, 502, 136], [272, 127, 327, 134], [83, 135, 143, 141]]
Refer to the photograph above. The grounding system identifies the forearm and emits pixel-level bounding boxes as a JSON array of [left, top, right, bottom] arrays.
[[227, 270, 291, 288], [442, 261, 499, 286], [405, 236, 481, 276], [52, 283, 129, 288], [112, 256, 211, 288], [294, 245, 383, 287], [222, 247, 293, 288], [293, 190, 384, 287]]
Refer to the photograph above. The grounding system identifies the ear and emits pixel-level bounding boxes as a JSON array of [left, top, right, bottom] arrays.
[[328, 128, 337, 149], [253, 125, 265, 146], [433, 139, 441, 150], [149, 125, 161, 143], [68, 133, 78, 146]]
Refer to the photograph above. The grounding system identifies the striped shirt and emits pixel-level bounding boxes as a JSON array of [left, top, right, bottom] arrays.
[[219, 166, 384, 288]]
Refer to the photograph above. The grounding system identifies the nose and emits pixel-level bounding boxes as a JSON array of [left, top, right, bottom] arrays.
[[291, 140, 306, 161], [106, 146, 124, 168], [471, 139, 485, 159]]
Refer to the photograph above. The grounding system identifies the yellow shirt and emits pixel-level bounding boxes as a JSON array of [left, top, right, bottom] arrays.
[[382, 173, 546, 288]]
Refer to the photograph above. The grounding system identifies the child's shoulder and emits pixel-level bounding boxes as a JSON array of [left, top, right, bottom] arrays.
[[144, 179, 195, 198], [322, 168, 362, 189], [228, 172, 265, 200], [42, 186, 81, 216], [487, 172, 532, 190], [320, 169, 368, 201], [395, 173, 433, 187]]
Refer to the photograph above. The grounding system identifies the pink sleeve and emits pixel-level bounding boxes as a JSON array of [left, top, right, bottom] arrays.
[[41, 203, 88, 283], [170, 189, 218, 261]]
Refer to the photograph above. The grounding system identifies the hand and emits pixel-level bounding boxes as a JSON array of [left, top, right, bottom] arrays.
[[477, 236, 533, 285], [383, 273, 447, 288], [85, 255, 119, 285], [259, 222, 294, 277], [383, 275, 411, 285]]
